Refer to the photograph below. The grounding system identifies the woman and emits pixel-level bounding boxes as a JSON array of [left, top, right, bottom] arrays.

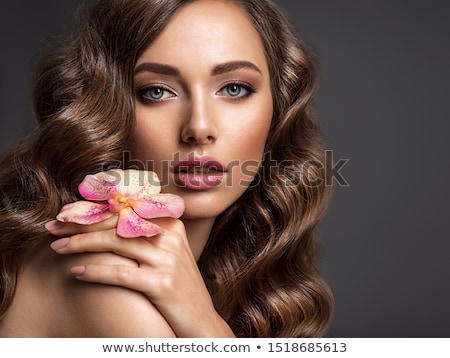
[[0, 0, 333, 337]]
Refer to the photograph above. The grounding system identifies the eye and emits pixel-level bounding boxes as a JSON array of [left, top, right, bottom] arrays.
[[138, 86, 175, 102], [218, 82, 255, 99], [226, 84, 244, 97]]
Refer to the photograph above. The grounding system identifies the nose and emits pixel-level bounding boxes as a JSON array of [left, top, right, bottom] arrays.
[[181, 92, 218, 145]]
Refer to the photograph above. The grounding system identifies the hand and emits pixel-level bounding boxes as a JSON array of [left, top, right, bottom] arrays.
[[46, 217, 235, 338]]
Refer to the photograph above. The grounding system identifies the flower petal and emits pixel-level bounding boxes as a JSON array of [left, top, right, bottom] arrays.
[[79, 169, 161, 201], [113, 169, 161, 199], [130, 194, 185, 219], [56, 201, 113, 225], [78, 170, 121, 200], [117, 207, 164, 238]]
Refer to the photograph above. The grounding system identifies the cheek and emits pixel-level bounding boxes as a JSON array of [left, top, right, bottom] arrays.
[[237, 100, 272, 156], [229, 100, 272, 180], [131, 108, 177, 161], [130, 125, 155, 161]]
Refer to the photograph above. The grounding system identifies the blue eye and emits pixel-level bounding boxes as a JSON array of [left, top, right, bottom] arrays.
[[220, 82, 254, 99], [140, 86, 174, 102], [226, 84, 244, 97]]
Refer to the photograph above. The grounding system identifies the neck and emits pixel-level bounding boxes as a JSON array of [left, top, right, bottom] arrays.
[[182, 217, 216, 261]]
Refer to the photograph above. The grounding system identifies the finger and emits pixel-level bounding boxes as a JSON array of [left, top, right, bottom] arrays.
[[50, 228, 119, 254], [151, 217, 186, 232], [71, 264, 160, 296], [147, 218, 190, 247], [45, 215, 119, 236], [51, 229, 169, 266]]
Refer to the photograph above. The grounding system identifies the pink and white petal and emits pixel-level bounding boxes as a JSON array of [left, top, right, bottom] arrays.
[[115, 169, 161, 200], [56, 201, 113, 225], [116, 207, 164, 238], [130, 194, 185, 219], [78, 170, 121, 200]]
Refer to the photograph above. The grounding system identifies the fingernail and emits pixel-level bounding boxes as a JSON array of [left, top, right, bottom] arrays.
[[45, 220, 64, 231], [70, 266, 86, 276], [50, 237, 70, 250]]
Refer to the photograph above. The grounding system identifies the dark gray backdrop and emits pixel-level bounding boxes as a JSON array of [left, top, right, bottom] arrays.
[[1, 1, 449, 337]]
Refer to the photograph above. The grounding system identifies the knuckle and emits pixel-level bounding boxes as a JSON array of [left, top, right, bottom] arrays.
[[116, 265, 131, 283], [70, 228, 117, 250], [165, 230, 185, 250], [171, 219, 185, 232], [164, 252, 178, 269], [158, 218, 185, 234], [68, 233, 88, 250], [159, 273, 176, 293]]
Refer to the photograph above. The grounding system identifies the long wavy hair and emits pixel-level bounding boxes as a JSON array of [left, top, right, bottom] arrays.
[[0, 0, 333, 337]]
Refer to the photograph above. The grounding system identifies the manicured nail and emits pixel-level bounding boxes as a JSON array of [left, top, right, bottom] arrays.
[[50, 237, 70, 250], [70, 266, 86, 276], [45, 220, 64, 231]]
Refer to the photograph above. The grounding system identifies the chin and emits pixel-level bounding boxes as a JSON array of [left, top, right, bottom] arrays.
[[181, 204, 227, 221], [174, 186, 240, 219]]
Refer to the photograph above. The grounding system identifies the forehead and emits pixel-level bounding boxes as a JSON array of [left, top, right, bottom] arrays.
[[136, 0, 268, 71]]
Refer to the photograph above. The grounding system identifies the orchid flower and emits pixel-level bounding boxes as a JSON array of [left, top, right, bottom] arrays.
[[56, 169, 185, 238]]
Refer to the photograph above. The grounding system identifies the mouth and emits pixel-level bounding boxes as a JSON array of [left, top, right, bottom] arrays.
[[173, 155, 226, 190], [173, 156, 226, 174]]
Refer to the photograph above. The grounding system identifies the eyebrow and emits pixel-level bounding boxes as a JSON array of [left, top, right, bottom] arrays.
[[211, 61, 262, 76], [134, 60, 262, 77], [134, 62, 180, 77]]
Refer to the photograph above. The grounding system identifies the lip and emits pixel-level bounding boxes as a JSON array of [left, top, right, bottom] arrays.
[[173, 155, 226, 190]]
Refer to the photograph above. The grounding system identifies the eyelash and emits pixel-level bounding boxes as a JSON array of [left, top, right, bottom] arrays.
[[137, 85, 176, 104], [217, 81, 256, 100], [137, 81, 256, 104]]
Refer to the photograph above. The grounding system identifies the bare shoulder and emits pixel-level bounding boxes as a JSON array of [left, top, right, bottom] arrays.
[[61, 250, 176, 337], [1, 243, 175, 337]]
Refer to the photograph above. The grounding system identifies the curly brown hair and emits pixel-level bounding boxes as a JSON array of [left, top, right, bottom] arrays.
[[0, 0, 333, 337]]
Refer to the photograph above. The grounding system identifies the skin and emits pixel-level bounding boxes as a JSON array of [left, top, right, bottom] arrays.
[[0, 0, 273, 337], [131, 0, 273, 258]]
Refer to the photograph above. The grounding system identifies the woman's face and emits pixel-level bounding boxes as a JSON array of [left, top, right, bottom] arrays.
[[131, 0, 273, 220]]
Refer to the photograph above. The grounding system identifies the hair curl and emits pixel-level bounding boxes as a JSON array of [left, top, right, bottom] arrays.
[[0, 0, 333, 337]]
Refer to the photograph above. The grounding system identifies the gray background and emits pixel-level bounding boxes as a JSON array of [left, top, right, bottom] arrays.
[[1, 1, 449, 337]]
